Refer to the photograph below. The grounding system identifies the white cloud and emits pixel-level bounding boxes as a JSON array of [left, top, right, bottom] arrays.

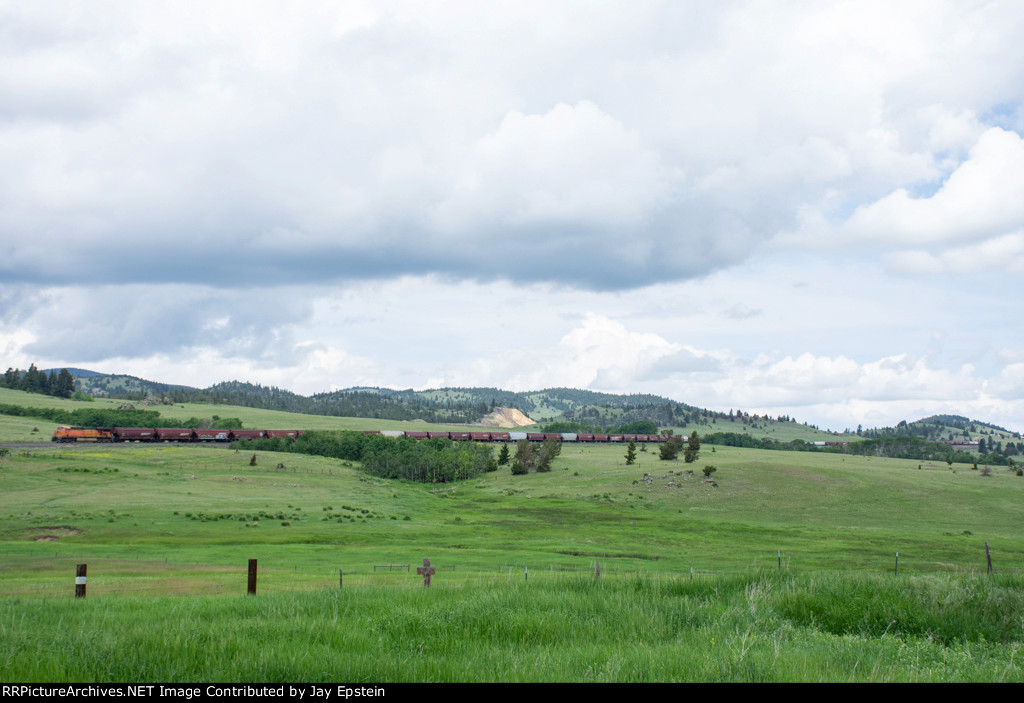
[[435, 101, 674, 232], [884, 230, 1024, 275], [846, 127, 1024, 246]]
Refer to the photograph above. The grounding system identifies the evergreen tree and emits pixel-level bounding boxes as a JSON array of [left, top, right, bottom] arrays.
[[55, 369, 76, 399], [23, 364, 40, 393], [684, 431, 701, 463], [659, 435, 682, 460], [625, 439, 637, 465]]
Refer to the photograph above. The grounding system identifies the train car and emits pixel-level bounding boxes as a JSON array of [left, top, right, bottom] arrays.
[[230, 429, 267, 441], [490, 432, 511, 442], [404, 431, 429, 440], [194, 429, 231, 442], [113, 427, 157, 442], [264, 430, 303, 439], [157, 428, 196, 442]]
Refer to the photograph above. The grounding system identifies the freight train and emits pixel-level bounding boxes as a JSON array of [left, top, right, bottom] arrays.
[[52, 426, 667, 444]]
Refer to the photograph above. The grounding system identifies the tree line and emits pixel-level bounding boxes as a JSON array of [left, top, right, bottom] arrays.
[[234, 431, 496, 483], [2, 365, 76, 399], [0, 402, 242, 430]]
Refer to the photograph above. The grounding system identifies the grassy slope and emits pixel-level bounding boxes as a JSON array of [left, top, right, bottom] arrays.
[[2, 442, 1020, 583], [1, 441, 1023, 681]]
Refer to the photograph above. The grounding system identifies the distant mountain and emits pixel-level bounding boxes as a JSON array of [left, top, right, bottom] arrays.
[[41, 367, 106, 378], [65, 371, 710, 427], [74, 373, 198, 398], [858, 415, 1020, 442], [56, 368, 1019, 440]]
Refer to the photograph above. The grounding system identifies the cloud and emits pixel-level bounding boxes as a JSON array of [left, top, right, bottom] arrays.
[[3, 3, 1023, 292], [422, 313, 681, 392], [884, 230, 1024, 275], [435, 101, 674, 230], [15, 285, 315, 363], [846, 127, 1024, 246]]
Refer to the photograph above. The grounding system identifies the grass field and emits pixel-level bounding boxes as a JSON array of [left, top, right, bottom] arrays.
[[1, 417, 1023, 681]]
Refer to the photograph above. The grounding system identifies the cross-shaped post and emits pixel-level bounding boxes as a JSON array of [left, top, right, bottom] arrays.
[[416, 557, 436, 587]]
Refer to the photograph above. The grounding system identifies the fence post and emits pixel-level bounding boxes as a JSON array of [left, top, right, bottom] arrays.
[[248, 559, 258, 595], [595, 561, 601, 580], [339, 568, 343, 589], [985, 541, 993, 574], [894, 552, 899, 575], [75, 564, 87, 598]]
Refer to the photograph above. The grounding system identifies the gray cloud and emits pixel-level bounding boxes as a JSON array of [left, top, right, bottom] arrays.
[[3, 3, 1022, 293], [21, 285, 314, 362]]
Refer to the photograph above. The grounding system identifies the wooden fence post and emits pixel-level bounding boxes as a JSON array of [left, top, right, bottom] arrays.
[[247, 558, 257, 595], [986, 541, 993, 574], [339, 569, 343, 589], [595, 562, 601, 580], [75, 564, 87, 598]]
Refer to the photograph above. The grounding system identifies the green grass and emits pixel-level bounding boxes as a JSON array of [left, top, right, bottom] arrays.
[[1, 572, 1020, 682], [2, 417, 1023, 681]]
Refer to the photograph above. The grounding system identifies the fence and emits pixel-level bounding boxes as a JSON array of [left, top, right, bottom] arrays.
[[1, 549, 1016, 599]]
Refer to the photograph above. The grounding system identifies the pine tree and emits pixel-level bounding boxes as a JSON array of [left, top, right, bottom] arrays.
[[625, 439, 637, 465], [684, 431, 701, 463], [55, 368, 75, 399]]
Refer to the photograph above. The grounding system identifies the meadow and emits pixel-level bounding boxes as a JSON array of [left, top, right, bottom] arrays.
[[1, 424, 1023, 681]]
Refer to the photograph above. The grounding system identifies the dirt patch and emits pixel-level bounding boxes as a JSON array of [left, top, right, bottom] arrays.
[[480, 406, 536, 427], [32, 526, 81, 541]]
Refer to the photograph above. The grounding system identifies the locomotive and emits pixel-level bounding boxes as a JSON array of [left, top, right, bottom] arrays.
[[52, 426, 667, 444]]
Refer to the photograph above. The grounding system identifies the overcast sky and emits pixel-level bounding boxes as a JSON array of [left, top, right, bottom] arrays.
[[2, 1, 1024, 431]]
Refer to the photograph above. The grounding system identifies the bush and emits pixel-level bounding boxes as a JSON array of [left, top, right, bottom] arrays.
[[702, 465, 717, 477], [659, 436, 682, 460]]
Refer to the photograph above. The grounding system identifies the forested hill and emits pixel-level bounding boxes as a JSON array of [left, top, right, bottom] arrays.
[[57, 371, 713, 425], [858, 414, 1020, 442], [8, 366, 1016, 439]]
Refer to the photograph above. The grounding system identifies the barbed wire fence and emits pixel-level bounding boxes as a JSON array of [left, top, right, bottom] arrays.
[[2, 550, 1017, 599]]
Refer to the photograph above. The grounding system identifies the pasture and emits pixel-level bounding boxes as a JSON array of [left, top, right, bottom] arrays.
[[1, 439, 1022, 681]]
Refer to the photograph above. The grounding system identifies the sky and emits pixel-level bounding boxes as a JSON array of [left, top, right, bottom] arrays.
[[2, 1, 1024, 432]]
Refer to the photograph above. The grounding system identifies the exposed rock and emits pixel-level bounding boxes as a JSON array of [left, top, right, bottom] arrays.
[[480, 406, 536, 427]]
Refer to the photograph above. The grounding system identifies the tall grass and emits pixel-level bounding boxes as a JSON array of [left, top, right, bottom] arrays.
[[2, 571, 1021, 682]]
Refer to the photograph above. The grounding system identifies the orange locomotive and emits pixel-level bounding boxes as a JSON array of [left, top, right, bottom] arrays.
[[52, 426, 116, 442]]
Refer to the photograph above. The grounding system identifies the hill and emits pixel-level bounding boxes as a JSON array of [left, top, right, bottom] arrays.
[[4, 364, 1020, 443]]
